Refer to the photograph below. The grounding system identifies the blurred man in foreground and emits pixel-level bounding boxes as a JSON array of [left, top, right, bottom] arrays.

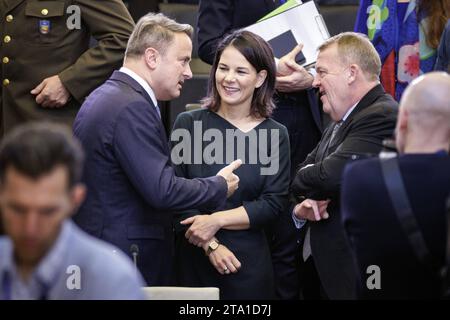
[[0, 123, 144, 300]]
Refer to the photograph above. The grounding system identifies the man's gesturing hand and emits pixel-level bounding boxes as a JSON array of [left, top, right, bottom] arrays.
[[216, 159, 242, 198], [294, 199, 330, 221], [276, 44, 313, 92]]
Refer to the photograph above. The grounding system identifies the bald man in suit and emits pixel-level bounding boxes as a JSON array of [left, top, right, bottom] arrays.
[[342, 72, 450, 299]]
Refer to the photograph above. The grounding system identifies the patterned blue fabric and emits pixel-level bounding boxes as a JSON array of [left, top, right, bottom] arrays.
[[355, 0, 436, 100]]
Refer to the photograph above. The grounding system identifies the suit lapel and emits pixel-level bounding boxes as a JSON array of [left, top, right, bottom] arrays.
[[340, 84, 385, 129], [326, 84, 386, 152], [110, 71, 167, 144], [316, 123, 335, 161], [110, 71, 156, 108]]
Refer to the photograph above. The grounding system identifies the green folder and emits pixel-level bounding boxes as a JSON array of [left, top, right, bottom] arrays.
[[258, 0, 302, 22]]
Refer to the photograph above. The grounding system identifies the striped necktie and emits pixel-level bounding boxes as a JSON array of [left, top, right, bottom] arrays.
[[330, 120, 343, 143]]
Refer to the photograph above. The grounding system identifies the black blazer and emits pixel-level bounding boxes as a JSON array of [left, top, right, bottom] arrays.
[[197, 0, 322, 169], [342, 154, 450, 299], [73, 71, 227, 285], [291, 84, 398, 299]]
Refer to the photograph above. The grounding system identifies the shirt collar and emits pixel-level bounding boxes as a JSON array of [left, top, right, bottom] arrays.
[[34, 221, 72, 286], [0, 238, 14, 277], [341, 101, 359, 122], [119, 67, 158, 108]]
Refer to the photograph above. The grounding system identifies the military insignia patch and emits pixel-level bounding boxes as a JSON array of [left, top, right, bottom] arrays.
[[39, 20, 51, 34]]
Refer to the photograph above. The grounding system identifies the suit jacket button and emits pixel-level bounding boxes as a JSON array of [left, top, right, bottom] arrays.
[[41, 9, 49, 16], [4, 35, 11, 43], [3, 79, 10, 86], [6, 15, 13, 22], [2, 57, 9, 64]]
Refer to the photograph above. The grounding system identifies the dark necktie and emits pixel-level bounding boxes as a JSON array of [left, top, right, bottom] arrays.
[[302, 120, 343, 261], [324, 120, 343, 154], [330, 120, 343, 143]]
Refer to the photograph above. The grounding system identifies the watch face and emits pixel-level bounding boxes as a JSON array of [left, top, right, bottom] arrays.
[[209, 241, 219, 250]]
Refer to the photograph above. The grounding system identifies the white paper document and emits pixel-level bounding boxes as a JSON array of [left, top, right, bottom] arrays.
[[245, 1, 330, 67]]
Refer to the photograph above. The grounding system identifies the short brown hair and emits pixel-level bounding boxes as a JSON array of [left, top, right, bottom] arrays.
[[125, 13, 193, 59], [417, 0, 450, 49], [318, 32, 381, 81], [202, 30, 276, 118], [0, 123, 84, 189]]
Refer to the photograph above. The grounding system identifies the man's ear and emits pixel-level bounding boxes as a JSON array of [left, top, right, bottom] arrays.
[[347, 64, 358, 84], [399, 108, 409, 131], [144, 47, 159, 69], [255, 70, 267, 88], [68, 184, 86, 217]]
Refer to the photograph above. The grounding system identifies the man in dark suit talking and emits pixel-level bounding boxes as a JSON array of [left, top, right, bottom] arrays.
[[290, 32, 398, 299], [73, 13, 241, 286]]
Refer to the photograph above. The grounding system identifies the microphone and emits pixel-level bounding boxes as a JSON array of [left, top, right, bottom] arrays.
[[130, 244, 139, 274]]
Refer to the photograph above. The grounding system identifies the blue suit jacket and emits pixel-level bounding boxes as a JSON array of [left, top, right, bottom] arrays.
[[73, 71, 227, 285], [342, 153, 450, 299]]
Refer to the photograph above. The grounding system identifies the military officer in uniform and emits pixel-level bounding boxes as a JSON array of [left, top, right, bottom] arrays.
[[0, 0, 135, 136]]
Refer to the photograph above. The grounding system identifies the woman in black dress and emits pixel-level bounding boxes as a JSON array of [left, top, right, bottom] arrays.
[[171, 30, 290, 299]]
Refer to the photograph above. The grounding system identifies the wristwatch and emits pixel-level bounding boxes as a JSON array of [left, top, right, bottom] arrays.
[[206, 240, 220, 256]]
